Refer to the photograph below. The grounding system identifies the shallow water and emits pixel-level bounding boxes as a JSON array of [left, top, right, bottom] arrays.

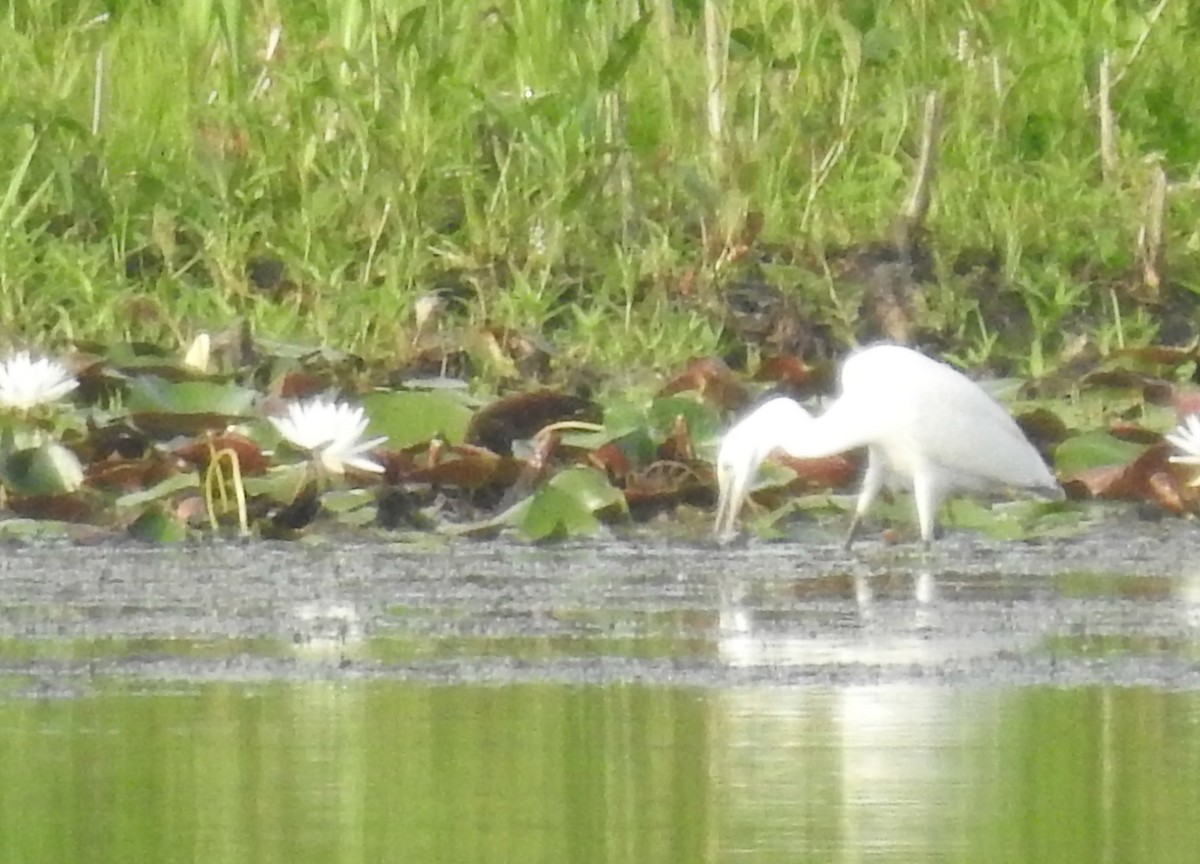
[[3, 526, 1200, 862], [3, 681, 1200, 863]]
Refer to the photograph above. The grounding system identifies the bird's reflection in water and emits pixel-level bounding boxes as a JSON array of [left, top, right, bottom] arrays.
[[718, 567, 942, 669], [714, 567, 1001, 859]]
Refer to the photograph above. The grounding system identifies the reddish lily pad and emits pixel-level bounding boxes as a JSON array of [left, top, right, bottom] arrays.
[[173, 432, 270, 474], [659, 357, 747, 411], [466, 390, 599, 455]]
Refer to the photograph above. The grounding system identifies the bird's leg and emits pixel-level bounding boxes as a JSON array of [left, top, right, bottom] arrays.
[[912, 468, 941, 548], [844, 450, 885, 550], [842, 514, 861, 550]]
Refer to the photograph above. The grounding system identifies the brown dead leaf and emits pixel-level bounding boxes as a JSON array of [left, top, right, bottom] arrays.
[[1014, 407, 1070, 449], [8, 494, 98, 523], [1116, 344, 1200, 368], [775, 454, 858, 491], [589, 443, 632, 480], [623, 461, 710, 518], [408, 443, 523, 490], [657, 414, 694, 463], [659, 357, 747, 411], [173, 433, 270, 475], [1061, 442, 1198, 511], [1108, 421, 1165, 446], [753, 355, 828, 392], [86, 454, 178, 493], [276, 370, 333, 400]]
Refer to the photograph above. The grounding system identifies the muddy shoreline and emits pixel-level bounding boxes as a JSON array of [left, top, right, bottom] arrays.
[[2, 522, 1199, 692]]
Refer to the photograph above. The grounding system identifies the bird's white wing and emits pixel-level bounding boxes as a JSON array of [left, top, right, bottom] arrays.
[[841, 345, 1057, 491]]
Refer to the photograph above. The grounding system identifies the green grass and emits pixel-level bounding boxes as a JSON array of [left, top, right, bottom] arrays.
[[3, 0, 1200, 386]]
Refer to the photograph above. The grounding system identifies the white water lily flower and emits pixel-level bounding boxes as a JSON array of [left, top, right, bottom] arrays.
[[1167, 414, 1200, 468], [269, 396, 387, 475], [0, 351, 79, 410]]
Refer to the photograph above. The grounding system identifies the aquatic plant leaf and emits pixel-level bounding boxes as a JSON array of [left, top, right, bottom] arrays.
[[623, 461, 710, 518], [942, 499, 1079, 541], [1061, 442, 1194, 511], [588, 442, 632, 478], [7, 493, 96, 523], [127, 376, 257, 416], [86, 452, 178, 493], [128, 504, 189, 543], [647, 396, 722, 447], [658, 414, 695, 463], [518, 485, 599, 541], [0, 518, 73, 541], [172, 432, 269, 474], [268, 481, 322, 533], [405, 443, 521, 490], [659, 357, 747, 411], [1054, 431, 1145, 474], [753, 355, 826, 391], [243, 464, 311, 506], [127, 377, 256, 437], [466, 390, 599, 455], [1, 442, 85, 496], [115, 472, 199, 509], [362, 390, 473, 449], [548, 466, 626, 516], [775, 454, 857, 490], [322, 488, 377, 527]]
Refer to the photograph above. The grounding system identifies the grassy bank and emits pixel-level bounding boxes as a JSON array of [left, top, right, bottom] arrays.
[[3, 0, 1200, 386]]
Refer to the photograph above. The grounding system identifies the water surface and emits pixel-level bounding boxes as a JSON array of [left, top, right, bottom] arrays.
[[2, 529, 1200, 862]]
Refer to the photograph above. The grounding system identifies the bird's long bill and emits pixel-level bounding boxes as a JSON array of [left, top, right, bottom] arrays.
[[713, 464, 750, 541]]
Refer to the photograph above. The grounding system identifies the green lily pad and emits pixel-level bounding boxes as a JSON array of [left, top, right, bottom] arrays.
[[0, 441, 85, 496], [646, 396, 721, 444], [114, 472, 199, 509], [0, 518, 73, 541], [361, 390, 473, 448], [322, 488, 378, 526], [515, 466, 626, 540], [128, 504, 189, 543], [243, 464, 311, 506], [127, 376, 257, 415], [548, 466, 627, 515], [449, 465, 626, 541], [1053, 432, 1146, 474], [128, 377, 258, 437], [519, 485, 600, 541]]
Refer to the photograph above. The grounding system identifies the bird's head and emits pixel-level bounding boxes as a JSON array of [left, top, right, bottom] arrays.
[[713, 398, 815, 541]]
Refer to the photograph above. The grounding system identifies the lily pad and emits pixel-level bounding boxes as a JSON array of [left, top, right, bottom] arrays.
[[362, 390, 473, 449], [1, 441, 85, 496], [115, 472, 200, 509], [519, 485, 599, 540], [1054, 431, 1146, 474], [128, 504, 189, 543], [515, 466, 626, 540], [128, 377, 258, 437], [646, 396, 722, 446]]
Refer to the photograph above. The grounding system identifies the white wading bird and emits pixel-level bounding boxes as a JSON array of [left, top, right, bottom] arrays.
[[714, 344, 1062, 547]]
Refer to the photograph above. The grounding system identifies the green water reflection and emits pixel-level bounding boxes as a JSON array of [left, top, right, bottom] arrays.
[[1, 682, 1199, 863]]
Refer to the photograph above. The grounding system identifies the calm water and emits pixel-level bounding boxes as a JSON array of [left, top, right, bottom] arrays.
[[4, 536, 1200, 862], [3, 678, 1200, 863]]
